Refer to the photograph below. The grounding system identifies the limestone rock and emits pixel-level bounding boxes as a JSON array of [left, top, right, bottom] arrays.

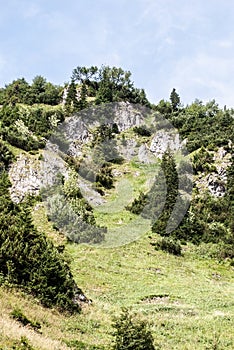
[[150, 130, 183, 158], [195, 147, 232, 197], [9, 154, 42, 203]]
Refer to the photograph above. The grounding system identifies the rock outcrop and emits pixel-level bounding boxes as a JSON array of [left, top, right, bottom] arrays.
[[9, 154, 42, 203], [150, 130, 184, 158], [195, 147, 232, 197]]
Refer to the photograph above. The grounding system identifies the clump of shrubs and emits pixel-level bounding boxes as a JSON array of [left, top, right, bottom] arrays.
[[133, 125, 152, 137], [112, 308, 155, 350], [154, 237, 182, 256]]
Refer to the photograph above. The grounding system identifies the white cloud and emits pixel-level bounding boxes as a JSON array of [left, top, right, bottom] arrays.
[[168, 52, 234, 107], [214, 40, 233, 49]]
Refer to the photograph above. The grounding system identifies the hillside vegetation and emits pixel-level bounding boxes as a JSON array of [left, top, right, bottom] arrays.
[[0, 66, 233, 349]]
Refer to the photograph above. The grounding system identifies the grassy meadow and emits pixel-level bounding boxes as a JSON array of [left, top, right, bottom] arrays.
[[0, 199, 233, 349]]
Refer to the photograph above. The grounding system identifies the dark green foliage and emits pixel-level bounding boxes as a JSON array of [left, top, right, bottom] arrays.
[[126, 192, 148, 215], [171, 186, 234, 250], [64, 79, 80, 115], [77, 83, 88, 110], [153, 237, 182, 256], [151, 150, 179, 235], [155, 99, 172, 116], [0, 104, 64, 151], [92, 123, 119, 145], [30, 75, 62, 105], [133, 125, 152, 137], [167, 99, 234, 152], [0, 140, 15, 170], [95, 163, 114, 191], [112, 308, 155, 350], [0, 199, 80, 311], [72, 66, 99, 86], [72, 65, 150, 106], [0, 148, 80, 311], [224, 155, 234, 243], [10, 308, 41, 331], [226, 154, 234, 203], [170, 88, 180, 111], [89, 123, 123, 194], [0, 76, 62, 106], [128, 153, 179, 226], [0, 78, 31, 105], [192, 147, 215, 174]]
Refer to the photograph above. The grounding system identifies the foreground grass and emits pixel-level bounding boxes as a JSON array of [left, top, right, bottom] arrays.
[[1, 219, 234, 349], [3, 146, 233, 349], [29, 164, 234, 349], [67, 236, 234, 349]]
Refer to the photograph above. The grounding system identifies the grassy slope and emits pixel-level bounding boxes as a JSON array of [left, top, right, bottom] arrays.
[[1, 229, 233, 349], [10, 169, 234, 349], [67, 238, 234, 349], [1, 133, 234, 349]]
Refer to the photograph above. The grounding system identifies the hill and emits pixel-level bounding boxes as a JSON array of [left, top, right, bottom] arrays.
[[0, 66, 233, 349]]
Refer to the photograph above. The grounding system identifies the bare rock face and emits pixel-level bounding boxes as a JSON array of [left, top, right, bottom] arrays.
[[9, 154, 43, 203], [138, 144, 155, 164], [150, 130, 184, 158], [8, 149, 68, 203], [113, 102, 146, 131], [118, 138, 138, 160]]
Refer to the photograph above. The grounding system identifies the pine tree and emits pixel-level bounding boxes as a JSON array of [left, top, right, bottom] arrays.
[[77, 83, 88, 110], [65, 79, 79, 114], [170, 88, 180, 111], [151, 150, 179, 235]]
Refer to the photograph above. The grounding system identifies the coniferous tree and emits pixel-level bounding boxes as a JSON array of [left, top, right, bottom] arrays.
[[65, 79, 79, 114], [151, 150, 179, 235], [170, 88, 180, 111], [77, 83, 88, 110]]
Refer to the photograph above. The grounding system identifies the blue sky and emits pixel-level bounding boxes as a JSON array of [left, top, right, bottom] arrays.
[[1, 0, 234, 107]]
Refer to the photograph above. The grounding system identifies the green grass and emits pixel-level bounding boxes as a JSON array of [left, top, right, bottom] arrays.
[[67, 236, 234, 349], [1, 234, 233, 349], [29, 154, 234, 349]]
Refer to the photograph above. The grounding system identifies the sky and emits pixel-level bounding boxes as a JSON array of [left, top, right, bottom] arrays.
[[1, 0, 234, 107]]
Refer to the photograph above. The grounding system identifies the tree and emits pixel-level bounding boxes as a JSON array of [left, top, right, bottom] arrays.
[[170, 88, 180, 111], [31, 75, 47, 103], [2, 78, 31, 105], [156, 99, 172, 116], [112, 308, 155, 350], [72, 66, 99, 85], [72, 65, 150, 105], [77, 83, 88, 110], [151, 150, 179, 235], [64, 79, 79, 114]]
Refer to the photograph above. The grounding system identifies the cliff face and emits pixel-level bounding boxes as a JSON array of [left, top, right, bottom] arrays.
[[8, 102, 232, 203], [9, 154, 42, 203]]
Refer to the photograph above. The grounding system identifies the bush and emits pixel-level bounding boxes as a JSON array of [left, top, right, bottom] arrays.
[[154, 237, 182, 256], [126, 191, 148, 215], [0, 160, 81, 312], [133, 126, 152, 137], [112, 308, 155, 350]]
